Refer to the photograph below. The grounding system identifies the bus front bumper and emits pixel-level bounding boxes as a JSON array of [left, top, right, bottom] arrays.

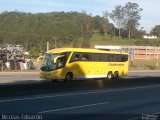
[[40, 71, 61, 80]]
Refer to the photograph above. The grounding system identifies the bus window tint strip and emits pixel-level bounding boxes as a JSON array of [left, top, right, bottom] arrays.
[[69, 52, 128, 63]]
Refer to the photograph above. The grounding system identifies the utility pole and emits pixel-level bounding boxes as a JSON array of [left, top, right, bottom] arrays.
[[47, 41, 49, 51], [53, 36, 56, 48]]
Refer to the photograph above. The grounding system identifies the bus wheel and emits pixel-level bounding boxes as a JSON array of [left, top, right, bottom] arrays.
[[65, 73, 72, 81], [107, 72, 113, 80], [114, 71, 119, 79]]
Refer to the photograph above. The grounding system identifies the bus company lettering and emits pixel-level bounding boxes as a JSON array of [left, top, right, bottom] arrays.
[[108, 63, 124, 66]]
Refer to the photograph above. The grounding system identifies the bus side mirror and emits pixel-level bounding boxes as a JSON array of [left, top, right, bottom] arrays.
[[37, 56, 43, 63], [53, 55, 65, 63], [53, 58, 57, 63]]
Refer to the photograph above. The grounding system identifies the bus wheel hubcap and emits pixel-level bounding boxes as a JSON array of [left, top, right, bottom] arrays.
[[108, 74, 112, 79], [66, 74, 71, 81]]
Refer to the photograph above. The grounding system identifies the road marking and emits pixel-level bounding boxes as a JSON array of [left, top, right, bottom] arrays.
[[1, 75, 22, 78], [38, 101, 110, 114], [127, 116, 141, 120], [0, 72, 39, 74], [1, 84, 160, 103]]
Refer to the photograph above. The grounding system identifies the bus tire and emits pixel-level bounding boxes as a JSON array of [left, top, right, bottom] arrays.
[[114, 71, 119, 79], [107, 72, 113, 80], [65, 73, 73, 81]]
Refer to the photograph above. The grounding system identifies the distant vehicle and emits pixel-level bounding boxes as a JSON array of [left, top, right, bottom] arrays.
[[40, 48, 129, 81], [0, 44, 23, 52]]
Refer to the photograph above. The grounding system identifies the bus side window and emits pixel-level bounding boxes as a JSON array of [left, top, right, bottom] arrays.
[[91, 53, 100, 61], [74, 53, 81, 61], [112, 55, 117, 62], [116, 54, 121, 62], [121, 55, 128, 62], [101, 54, 109, 62], [108, 54, 113, 62], [57, 57, 66, 68], [70, 53, 81, 62], [82, 53, 89, 61], [60, 52, 71, 60]]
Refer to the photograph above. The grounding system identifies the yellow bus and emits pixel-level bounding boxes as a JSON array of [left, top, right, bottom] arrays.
[[40, 48, 129, 81]]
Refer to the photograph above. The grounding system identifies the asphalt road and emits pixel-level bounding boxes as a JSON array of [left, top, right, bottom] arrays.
[[0, 72, 41, 84], [0, 70, 160, 85], [0, 81, 160, 120], [0, 71, 160, 120]]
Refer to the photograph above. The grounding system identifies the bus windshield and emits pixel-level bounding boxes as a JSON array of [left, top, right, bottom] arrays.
[[40, 54, 58, 71]]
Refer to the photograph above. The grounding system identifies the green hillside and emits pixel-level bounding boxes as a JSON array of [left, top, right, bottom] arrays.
[[0, 11, 160, 57]]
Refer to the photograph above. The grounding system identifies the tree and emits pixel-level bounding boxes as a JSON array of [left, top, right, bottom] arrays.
[[151, 25, 160, 38], [108, 2, 142, 39], [124, 2, 143, 40], [92, 15, 104, 33], [109, 6, 125, 38], [0, 11, 115, 52], [102, 11, 111, 39]]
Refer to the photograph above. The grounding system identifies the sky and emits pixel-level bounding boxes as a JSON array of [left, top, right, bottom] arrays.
[[0, 0, 160, 33]]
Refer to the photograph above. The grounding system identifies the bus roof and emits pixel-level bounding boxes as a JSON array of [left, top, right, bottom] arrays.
[[46, 48, 128, 55]]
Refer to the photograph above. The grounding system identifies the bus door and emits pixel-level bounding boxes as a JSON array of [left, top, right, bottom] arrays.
[[69, 52, 82, 79], [53, 55, 67, 77]]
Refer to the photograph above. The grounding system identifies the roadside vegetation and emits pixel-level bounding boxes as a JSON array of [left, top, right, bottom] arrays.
[[90, 32, 160, 46], [0, 2, 160, 60], [129, 59, 160, 70]]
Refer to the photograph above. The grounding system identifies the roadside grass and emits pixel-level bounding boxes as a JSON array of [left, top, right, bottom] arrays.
[[129, 59, 160, 70], [90, 32, 160, 47], [90, 33, 136, 47]]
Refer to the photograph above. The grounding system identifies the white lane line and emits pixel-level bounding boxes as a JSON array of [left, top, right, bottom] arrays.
[[1, 84, 160, 103], [0, 75, 22, 78], [127, 116, 141, 120], [38, 101, 110, 114], [0, 72, 39, 74]]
